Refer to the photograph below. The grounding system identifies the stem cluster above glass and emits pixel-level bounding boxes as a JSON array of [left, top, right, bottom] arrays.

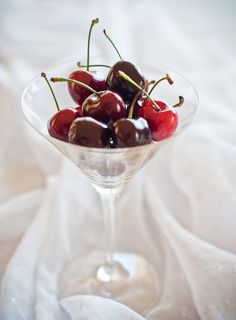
[[21, 18, 199, 315]]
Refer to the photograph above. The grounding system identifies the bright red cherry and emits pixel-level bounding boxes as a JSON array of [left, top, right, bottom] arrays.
[[82, 90, 126, 124], [41, 72, 82, 142], [118, 70, 181, 141], [68, 70, 106, 105], [48, 108, 81, 142], [138, 99, 182, 141]]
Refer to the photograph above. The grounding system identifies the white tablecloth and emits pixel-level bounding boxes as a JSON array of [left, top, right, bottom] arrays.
[[0, 0, 236, 319]]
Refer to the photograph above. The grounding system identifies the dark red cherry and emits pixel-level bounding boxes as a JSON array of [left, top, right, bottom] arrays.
[[111, 117, 152, 148], [82, 90, 126, 124], [68, 70, 106, 105], [75, 105, 84, 117], [106, 60, 145, 102], [41, 73, 82, 142], [68, 117, 110, 148], [138, 99, 178, 141], [48, 108, 81, 142]]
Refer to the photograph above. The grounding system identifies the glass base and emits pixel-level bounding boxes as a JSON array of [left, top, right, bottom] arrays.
[[59, 251, 159, 315]]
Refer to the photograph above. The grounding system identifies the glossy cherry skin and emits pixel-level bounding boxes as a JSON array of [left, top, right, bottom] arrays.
[[138, 99, 178, 141], [68, 117, 110, 148], [129, 80, 154, 118], [128, 94, 146, 119], [82, 90, 126, 124], [106, 60, 145, 102], [48, 107, 81, 142], [75, 105, 83, 117], [68, 70, 106, 105], [111, 117, 152, 148]]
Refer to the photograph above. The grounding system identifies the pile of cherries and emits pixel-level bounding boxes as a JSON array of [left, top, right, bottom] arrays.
[[43, 18, 184, 148]]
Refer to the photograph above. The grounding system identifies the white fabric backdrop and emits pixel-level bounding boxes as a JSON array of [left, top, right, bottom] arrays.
[[0, 0, 236, 319]]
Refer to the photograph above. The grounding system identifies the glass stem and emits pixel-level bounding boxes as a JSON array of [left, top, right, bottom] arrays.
[[99, 188, 119, 265]]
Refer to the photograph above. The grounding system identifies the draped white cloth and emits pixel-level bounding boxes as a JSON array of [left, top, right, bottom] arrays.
[[0, 0, 236, 319]]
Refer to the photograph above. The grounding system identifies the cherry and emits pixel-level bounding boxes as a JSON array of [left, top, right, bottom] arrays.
[[48, 108, 81, 142], [118, 70, 162, 111], [68, 117, 110, 148], [68, 19, 106, 105], [41, 73, 81, 142], [131, 75, 173, 118], [103, 30, 145, 102], [75, 105, 83, 117], [117, 70, 183, 142], [51, 77, 127, 125], [111, 90, 152, 148], [68, 70, 106, 106], [107, 61, 145, 102], [111, 117, 152, 148], [138, 97, 184, 141], [118, 70, 182, 141], [82, 90, 126, 124]]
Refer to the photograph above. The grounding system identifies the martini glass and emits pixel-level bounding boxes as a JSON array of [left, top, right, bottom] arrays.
[[21, 57, 198, 315]]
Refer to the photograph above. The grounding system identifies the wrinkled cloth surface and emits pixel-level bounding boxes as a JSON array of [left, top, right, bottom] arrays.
[[0, 0, 236, 319]]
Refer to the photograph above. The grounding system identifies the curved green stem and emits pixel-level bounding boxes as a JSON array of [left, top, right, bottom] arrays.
[[87, 18, 99, 71], [146, 80, 155, 90], [77, 62, 111, 69], [103, 29, 122, 60], [146, 74, 173, 101], [50, 77, 98, 95], [128, 92, 140, 119], [118, 71, 161, 111], [41, 73, 60, 111]]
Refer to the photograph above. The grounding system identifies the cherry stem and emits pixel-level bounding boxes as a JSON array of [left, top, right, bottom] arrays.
[[172, 96, 184, 108], [50, 77, 98, 95], [77, 62, 111, 68], [146, 80, 155, 90], [118, 71, 161, 111], [147, 74, 173, 98], [87, 18, 99, 71], [128, 92, 140, 119], [103, 29, 123, 60], [41, 73, 60, 112]]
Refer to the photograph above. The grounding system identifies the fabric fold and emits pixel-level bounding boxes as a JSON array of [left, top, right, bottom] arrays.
[[146, 179, 236, 320]]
